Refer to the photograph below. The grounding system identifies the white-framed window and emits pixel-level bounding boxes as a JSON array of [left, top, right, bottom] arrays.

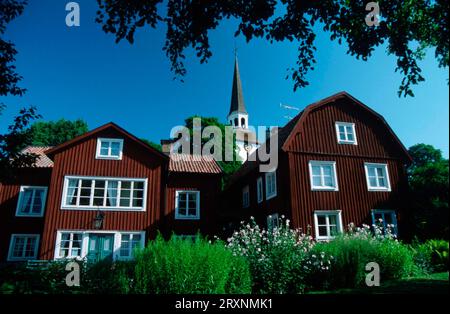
[[242, 185, 250, 208], [57, 232, 83, 258], [96, 138, 124, 160], [371, 209, 398, 235], [119, 233, 142, 258], [8, 234, 40, 261], [314, 210, 343, 240], [15, 186, 48, 217], [256, 177, 263, 203], [364, 163, 391, 191], [175, 190, 200, 220], [335, 122, 357, 145], [61, 176, 147, 211], [309, 161, 339, 191], [265, 171, 277, 200], [267, 213, 279, 232]]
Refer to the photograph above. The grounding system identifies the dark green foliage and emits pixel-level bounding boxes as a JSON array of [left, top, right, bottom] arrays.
[[96, 0, 448, 97], [413, 240, 449, 273], [140, 138, 162, 152], [133, 234, 251, 294], [30, 119, 88, 147], [407, 144, 449, 240]]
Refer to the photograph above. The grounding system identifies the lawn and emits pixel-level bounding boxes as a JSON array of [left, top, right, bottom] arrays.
[[309, 272, 449, 294]]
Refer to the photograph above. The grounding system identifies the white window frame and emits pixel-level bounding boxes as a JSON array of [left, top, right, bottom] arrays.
[[364, 163, 391, 191], [313, 210, 343, 241], [54, 230, 145, 261], [309, 161, 339, 191], [7, 234, 40, 261], [55, 232, 84, 259], [119, 232, 144, 259], [335, 122, 357, 145], [95, 138, 124, 160], [265, 171, 277, 200], [267, 213, 280, 232], [371, 209, 398, 235], [175, 190, 200, 220], [242, 185, 250, 208], [256, 177, 263, 204], [61, 176, 148, 211], [15, 186, 48, 217]]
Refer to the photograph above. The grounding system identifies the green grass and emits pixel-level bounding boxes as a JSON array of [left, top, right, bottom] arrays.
[[308, 272, 449, 294]]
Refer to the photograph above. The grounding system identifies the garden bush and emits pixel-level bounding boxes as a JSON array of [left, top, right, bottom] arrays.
[[133, 234, 251, 294], [413, 239, 449, 273]]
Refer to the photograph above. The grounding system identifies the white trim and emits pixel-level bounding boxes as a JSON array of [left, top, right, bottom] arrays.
[[54, 230, 145, 261], [335, 122, 357, 145], [267, 213, 279, 231], [174, 190, 200, 220], [15, 186, 48, 217], [265, 171, 277, 200], [7, 234, 40, 261], [371, 209, 398, 235], [308, 161, 339, 191], [95, 138, 124, 160], [242, 185, 250, 208], [61, 175, 148, 211], [313, 210, 343, 241], [256, 177, 263, 204], [364, 162, 391, 192]]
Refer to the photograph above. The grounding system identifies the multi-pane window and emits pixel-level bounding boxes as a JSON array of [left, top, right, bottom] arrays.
[[256, 177, 263, 203], [267, 213, 280, 232], [175, 191, 200, 220], [364, 163, 391, 191], [16, 186, 47, 217], [8, 234, 39, 261], [372, 210, 398, 235], [314, 211, 342, 240], [63, 177, 146, 210], [119, 234, 142, 258], [242, 185, 250, 208], [309, 161, 338, 191], [96, 138, 123, 159], [58, 232, 83, 258], [335, 122, 357, 145], [265, 171, 277, 200]]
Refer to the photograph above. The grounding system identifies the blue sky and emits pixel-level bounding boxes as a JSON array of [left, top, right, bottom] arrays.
[[1, 0, 449, 157]]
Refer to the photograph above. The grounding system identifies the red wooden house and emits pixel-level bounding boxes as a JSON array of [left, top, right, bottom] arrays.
[[222, 91, 412, 240], [0, 123, 222, 262]]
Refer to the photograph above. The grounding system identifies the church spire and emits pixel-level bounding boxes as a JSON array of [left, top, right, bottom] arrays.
[[229, 56, 247, 115]]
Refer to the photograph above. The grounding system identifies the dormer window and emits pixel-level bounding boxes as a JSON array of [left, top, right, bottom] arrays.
[[335, 122, 357, 145], [96, 138, 123, 160]]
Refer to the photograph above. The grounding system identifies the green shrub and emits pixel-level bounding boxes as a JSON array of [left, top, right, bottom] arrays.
[[413, 239, 449, 273], [133, 234, 251, 294]]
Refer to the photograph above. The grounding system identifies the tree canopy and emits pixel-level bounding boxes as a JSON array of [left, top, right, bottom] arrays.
[[29, 119, 89, 147], [96, 0, 448, 97]]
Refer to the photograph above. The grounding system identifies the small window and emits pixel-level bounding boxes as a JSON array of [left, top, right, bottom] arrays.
[[234, 118, 238, 127], [314, 211, 342, 240], [372, 210, 398, 235], [8, 234, 40, 261], [175, 191, 200, 220], [335, 122, 357, 145], [267, 213, 280, 232], [242, 185, 250, 208], [256, 177, 263, 203], [15, 186, 48, 217], [96, 138, 124, 160], [309, 161, 338, 191], [265, 171, 277, 200], [241, 118, 246, 127], [364, 163, 391, 191], [120, 233, 142, 258], [58, 232, 83, 258]]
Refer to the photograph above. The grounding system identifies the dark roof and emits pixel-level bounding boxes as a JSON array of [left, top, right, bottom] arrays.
[[229, 57, 247, 114], [226, 91, 412, 186], [168, 154, 222, 174]]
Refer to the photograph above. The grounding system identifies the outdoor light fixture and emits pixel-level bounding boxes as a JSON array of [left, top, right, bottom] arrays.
[[93, 210, 105, 230]]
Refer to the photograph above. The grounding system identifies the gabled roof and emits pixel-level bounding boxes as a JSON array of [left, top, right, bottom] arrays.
[[227, 91, 412, 186], [45, 122, 169, 161], [21, 146, 54, 168], [229, 57, 247, 115], [169, 154, 222, 174]]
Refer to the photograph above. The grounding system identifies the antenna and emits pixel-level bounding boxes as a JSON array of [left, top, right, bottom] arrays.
[[280, 102, 300, 120]]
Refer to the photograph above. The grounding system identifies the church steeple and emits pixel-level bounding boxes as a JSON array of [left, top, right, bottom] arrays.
[[229, 56, 247, 115]]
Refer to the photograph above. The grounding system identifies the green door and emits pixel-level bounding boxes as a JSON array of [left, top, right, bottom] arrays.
[[87, 234, 114, 262]]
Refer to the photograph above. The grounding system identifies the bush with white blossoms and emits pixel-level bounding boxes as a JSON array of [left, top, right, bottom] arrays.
[[226, 216, 333, 294]]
